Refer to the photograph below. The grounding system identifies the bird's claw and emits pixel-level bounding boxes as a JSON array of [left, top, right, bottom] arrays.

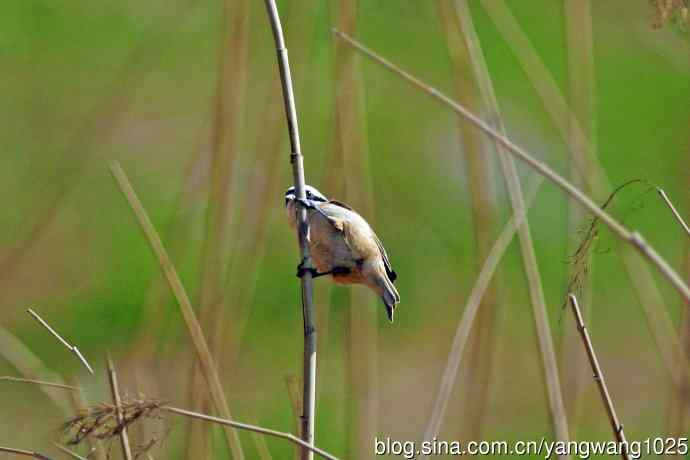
[[296, 259, 318, 278]]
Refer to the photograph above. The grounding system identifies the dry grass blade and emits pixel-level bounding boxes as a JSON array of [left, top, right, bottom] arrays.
[[0, 326, 72, 415], [424, 178, 543, 443], [567, 295, 630, 460], [0, 376, 80, 391], [436, 0, 502, 439], [263, 1, 318, 459], [657, 188, 690, 238], [446, 1, 569, 449], [26, 308, 93, 374], [106, 354, 133, 460], [0, 446, 53, 459], [108, 160, 244, 459], [52, 443, 87, 460], [478, 0, 690, 400], [163, 406, 339, 460], [331, 29, 690, 306]]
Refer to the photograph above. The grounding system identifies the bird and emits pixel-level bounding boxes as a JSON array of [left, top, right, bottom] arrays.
[[285, 184, 400, 322]]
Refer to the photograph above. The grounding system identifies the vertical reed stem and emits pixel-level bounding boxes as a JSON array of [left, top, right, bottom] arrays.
[[437, 0, 501, 439], [106, 354, 133, 460], [449, 2, 570, 449], [567, 295, 630, 460], [263, 2, 317, 458]]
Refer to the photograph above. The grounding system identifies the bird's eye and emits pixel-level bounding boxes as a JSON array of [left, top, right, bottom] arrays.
[[306, 191, 312, 197]]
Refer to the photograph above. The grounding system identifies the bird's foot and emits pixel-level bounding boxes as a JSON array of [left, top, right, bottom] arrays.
[[296, 261, 350, 279], [296, 259, 319, 278]]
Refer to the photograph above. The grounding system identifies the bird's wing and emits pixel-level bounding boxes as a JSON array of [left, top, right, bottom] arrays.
[[314, 201, 351, 232], [328, 200, 354, 211], [372, 231, 398, 282], [320, 201, 398, 283]]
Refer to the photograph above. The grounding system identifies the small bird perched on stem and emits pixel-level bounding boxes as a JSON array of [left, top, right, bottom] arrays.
[[285, 185, 400, 322]]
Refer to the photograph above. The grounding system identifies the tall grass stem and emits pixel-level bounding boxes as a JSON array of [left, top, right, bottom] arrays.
[[108, 160, 245, 459], [263, 2, 317, 458]]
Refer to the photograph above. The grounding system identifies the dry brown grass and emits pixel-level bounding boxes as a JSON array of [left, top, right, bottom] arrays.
[[651, 0, 689, 28], [60, 398, 340, 460]]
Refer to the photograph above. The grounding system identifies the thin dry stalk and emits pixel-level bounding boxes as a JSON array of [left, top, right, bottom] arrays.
[[560, 0, 597, 439], [423, 178, 543, 444], [657, 188, 690, 238], [332, 30, 690, 306], [52, 443, 86, 460], [478, 0, 690, 390], [567, 295, 630, 460], [163, 406, 339, 460], [436, 0, 501, 439], [108, 161, 244, 459], [263, 2, 318, 459], [106, 355, 133, 460], [561, 186, 644, 437], [333, 1, 380, 456], [0, 376, 80, 391], [0, 326, 72, 414], [444, 2, 569, 449], [27, 308, 93, 374], [0, 446, 52, 460]]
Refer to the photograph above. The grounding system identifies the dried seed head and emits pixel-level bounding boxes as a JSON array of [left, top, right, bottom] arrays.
[[62, 398, 167, 458]]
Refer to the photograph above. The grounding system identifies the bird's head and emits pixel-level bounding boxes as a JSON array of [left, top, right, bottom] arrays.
[[284, 185, 328, 206]]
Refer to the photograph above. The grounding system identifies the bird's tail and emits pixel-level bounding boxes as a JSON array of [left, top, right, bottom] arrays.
[[380, 275, 400, 323]]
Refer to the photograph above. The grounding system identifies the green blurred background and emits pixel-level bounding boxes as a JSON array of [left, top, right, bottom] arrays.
[[1, 1, 689, 458]]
